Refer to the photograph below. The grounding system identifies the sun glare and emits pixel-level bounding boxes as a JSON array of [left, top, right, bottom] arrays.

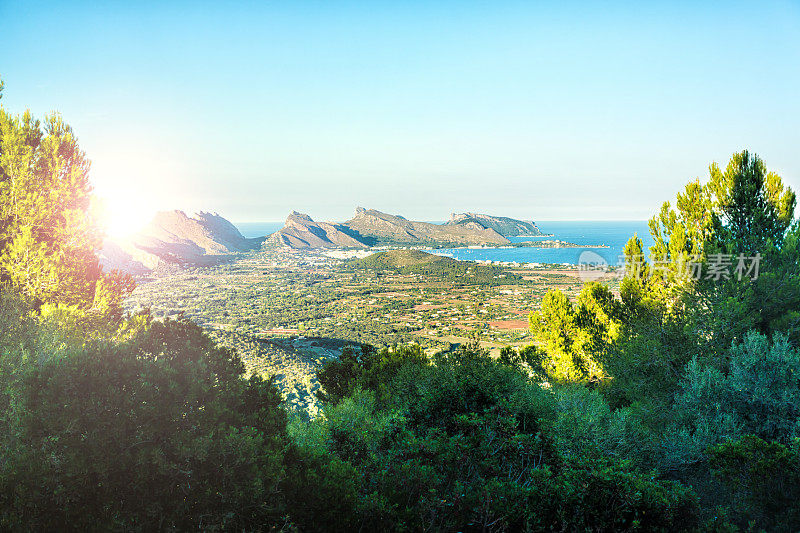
[[100, 195, 155, 239], [90, 146, 191, 241]]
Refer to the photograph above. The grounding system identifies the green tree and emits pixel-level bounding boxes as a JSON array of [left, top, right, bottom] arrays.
[[300, 345, 699, 531], [317, 343, 427, 404], [528, 282, 622, 383], [707, 150, 795, 254], [643, 151, 794, 284], [610, 151, 798, 403], [0, 78, 131, 315], [0, 313, 290, 531], [676, 331, 800, 444]]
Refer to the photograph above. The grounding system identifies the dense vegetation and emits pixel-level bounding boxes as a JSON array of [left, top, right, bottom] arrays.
[[2, 78, 800, 530], [346, 249, 527, 285]]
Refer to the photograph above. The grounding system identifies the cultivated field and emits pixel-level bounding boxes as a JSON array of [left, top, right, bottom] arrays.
[[125, 248, 617, 413]]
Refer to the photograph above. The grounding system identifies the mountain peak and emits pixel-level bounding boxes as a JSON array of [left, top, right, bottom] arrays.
[[287, 211, 314, 222], [269, 211, 368, 249], [345, 208, 508, 246], [101, 210, 257, 274], [447, 212, 542, 236]]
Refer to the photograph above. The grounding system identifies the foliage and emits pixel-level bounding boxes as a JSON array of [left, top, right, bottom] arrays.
[[598, 151, 799, 409], [631, 151, 797, 354], [676, 331, 800, 444], [602, 304, 698, 408], [299, 346, 700, 531], [528, 282, 622, 383], [0, 88, 133, 321], [707, 151, 796, 254], [0, 310, 290, 531], [316, 343, 428, 404], [346, 249, 528, 285], [708, 436, 800, 531], [509, 150, 800, 530]]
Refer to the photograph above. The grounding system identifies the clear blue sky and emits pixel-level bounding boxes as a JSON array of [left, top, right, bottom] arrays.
[[2, 1, 799, 225]]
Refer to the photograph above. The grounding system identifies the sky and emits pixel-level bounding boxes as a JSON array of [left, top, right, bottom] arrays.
[[1, 1, 799, 232]]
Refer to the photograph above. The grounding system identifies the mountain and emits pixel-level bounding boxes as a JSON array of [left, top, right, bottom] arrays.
[[447, 212, 542, 236], [266, 211, 369, 249], [100, 210, 260, 273], [344, 207, 510, 246], [98, 240, 155, 275], [134, 210, 255, 255]]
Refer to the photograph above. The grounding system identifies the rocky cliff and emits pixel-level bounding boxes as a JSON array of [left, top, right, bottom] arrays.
[[266, 211, 369, 249], [100, 210, 259, 273], [343, 207, 510, 246], [447, 212, 542, 236]]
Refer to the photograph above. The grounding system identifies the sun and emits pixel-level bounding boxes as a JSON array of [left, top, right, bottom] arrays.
[[90, 146, 191, 240], [98, 194, 155, 240]]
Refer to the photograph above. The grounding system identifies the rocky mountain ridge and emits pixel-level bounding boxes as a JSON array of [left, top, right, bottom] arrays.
[[447, 212, 543, 236], [100, 208, 550, 267], [266, 211, 368, 249], [100, 210, 260, 274], [266, 208, 548, 250], [343, 207, 510, 246]]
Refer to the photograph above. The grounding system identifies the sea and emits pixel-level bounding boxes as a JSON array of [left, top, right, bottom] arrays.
[[234, 221, 655, 267]]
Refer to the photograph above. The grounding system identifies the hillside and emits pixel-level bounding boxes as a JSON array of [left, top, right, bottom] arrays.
[[447, 212, 543, 236], [347, 249, 524, 285], [98, 240, 155, 275], [344, 207, 510, 246], [350, 249, 453, 269], [134, 210, 255, 255], [266, 207, 515, 250], [266, 211, 369, 249], [100, 210, 260, 273]]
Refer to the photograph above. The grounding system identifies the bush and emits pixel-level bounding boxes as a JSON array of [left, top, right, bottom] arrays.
[[0, 316, 289, 531], [298, 346, 699, 531], [709, 435, 800, 531], [677, 331, 800, 444]]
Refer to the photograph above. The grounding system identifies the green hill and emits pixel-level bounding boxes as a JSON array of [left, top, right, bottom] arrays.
[[347, 250, 524, 285], [351, 249, 453, 269]]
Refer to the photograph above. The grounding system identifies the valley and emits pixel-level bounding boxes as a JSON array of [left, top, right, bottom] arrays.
[[124, 247, 618, 413]]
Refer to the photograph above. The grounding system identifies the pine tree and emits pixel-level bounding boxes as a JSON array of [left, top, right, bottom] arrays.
[[0, 77, 132, 312]]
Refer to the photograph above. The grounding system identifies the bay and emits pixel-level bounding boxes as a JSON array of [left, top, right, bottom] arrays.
[[423, 221, 655, 266]]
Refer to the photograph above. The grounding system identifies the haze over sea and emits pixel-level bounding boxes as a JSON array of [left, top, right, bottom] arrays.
[[235, 221, 655, 266]]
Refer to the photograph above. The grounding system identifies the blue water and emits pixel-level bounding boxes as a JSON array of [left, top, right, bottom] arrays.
[[235, 222, 284, 238], [424, 221, 654, 266], [234, 220, 654, 266]]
